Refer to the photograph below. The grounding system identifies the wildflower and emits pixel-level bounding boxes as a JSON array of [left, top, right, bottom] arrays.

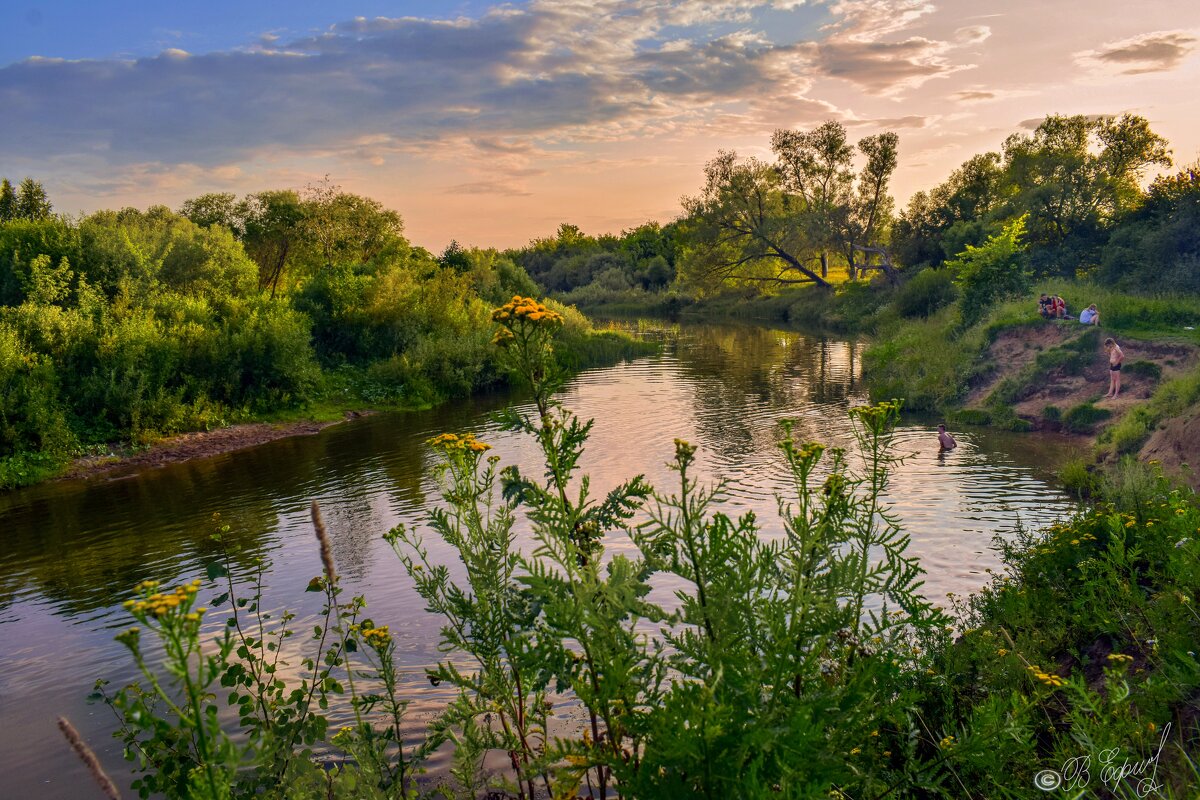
[[850, 747, 861, 755], [939, 735, 956, 749], [997, 648, 1008, 656]]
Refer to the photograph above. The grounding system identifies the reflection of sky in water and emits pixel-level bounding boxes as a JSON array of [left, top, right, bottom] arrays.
[[0, 321, 1078, 798]]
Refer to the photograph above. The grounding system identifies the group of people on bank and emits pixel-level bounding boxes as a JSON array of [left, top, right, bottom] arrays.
[[1038, 293, 1101, 326], [1036, 294, 1124, 398], [938, 291, 1130, 453]]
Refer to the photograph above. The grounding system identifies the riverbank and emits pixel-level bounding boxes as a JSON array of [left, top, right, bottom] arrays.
[[863, 280, 1200, 487], [58, 413, 368, 482], [41, 324, 656, 487], [553, 281, 892, 333]]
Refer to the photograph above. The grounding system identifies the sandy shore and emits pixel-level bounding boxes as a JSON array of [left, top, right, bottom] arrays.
[[59, 411, 373, 482]]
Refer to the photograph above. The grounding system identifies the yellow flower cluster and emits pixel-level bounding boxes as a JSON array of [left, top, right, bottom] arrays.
[[1027, 665, 1065, 687], [355, 623, 392, 650], [939, 735, 956, 749], [1106, 653, 1134, 665], [124, 579, 202, 618], [427, 432, 492, 453], [491, 295, 564, 327]]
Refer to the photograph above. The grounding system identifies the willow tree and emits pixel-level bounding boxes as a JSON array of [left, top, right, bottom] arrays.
[[772, 122, 899, 282], [679, 151, 831, 290]]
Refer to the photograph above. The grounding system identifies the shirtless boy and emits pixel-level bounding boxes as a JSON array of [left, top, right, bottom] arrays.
[[1104, 338, 1124, 399], [937, 423, 957, 451]]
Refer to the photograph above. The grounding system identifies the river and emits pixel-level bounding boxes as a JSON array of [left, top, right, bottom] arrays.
[[0, 320, 1081, 798]]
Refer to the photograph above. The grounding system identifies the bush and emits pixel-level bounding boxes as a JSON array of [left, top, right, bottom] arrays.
[[1124, 359, 1162, 380], [1057, 456, 1098, 498], [892, 267, 958, 318], [1062, 401, 1112, 433], [950, 215, 1030, 328]]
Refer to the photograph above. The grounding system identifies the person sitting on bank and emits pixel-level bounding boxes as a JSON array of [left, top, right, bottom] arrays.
[[1080, 304, 1100, 325], [1051, 295, 1067, 319], [937, 423, 957, 451], [1038, 293, 1055, 319]]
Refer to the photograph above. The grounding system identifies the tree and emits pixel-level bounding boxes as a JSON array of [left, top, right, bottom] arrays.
[[15, 178, 52, 221], [950, 214, 1029, 327], [1099, 166, 1200, 291], [680, 150, 830, 290], [771, 122, 900, 282], [179, 193, 247, 237], [1001, 113, 1170, 274], [842, 131, 899, 281], [892, 152, 1004, 269], [439, 240, 471, 273], [301, 179, 406, 269], [0, 179, 15, 222], [772, 122, 854, 279], [242, 190, 306, 298]]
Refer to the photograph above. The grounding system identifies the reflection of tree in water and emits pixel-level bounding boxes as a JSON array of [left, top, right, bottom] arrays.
[[670, 324, 867, 460], [0, 379, 526, 620], [0, 462, 280, 617]]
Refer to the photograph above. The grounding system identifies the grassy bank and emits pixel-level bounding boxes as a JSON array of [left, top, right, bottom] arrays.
[[557, 280, 894, 333], [864, 281, 1200, 411]]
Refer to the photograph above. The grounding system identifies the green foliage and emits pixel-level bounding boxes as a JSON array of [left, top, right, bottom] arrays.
[[1125, 359, 1163, 380], [864, 307, 981, 411], [950, 215, 1030, 327], [95, 514, 422, 799], [927, 466, 1200, 798], [1062, 401, 1112, 433], [1057, 456, 1099, 498], [892, 267, 958, 318], [385, 315, 949, 798], [0, 192, 633, 488]]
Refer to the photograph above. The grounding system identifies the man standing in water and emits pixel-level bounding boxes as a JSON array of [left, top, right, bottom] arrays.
[[938, 423, 957, 451], [1105, 338, 1124, 399]]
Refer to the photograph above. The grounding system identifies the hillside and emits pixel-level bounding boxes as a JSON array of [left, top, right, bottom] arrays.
[[959, 322, 1200, 483]]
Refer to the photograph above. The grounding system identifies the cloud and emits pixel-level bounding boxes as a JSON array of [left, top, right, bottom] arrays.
[[806, 0, 977, 94], [1075, 30, 1198, 75], [0, 1, 836, 171], [443, 180, 533, 197], [952, 89, 995, 102]]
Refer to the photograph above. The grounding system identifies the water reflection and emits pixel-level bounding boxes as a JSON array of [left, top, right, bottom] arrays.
[[0, 320, 1078, 798]]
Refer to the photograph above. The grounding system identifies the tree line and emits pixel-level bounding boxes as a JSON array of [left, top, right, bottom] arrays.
[[0, 179, 546, 487], [511, 113, 1196, 303]]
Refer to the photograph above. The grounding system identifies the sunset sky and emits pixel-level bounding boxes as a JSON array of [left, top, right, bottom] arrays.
[[2, 0, 1198, 251]]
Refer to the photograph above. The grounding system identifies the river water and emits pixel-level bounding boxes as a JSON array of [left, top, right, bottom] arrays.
[[0, 320, 1081, 798]]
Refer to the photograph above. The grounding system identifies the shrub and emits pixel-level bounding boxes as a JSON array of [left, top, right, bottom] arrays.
[[892, 267, 958, 318], [950, 215, 1030, 328], [1062, 401, 1112, 433], [1057, 456, 1098, 498], [1124, 359, 1162, 380]]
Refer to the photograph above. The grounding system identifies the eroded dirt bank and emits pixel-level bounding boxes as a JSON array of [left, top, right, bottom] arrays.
[[59, 412, 372, 482]]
